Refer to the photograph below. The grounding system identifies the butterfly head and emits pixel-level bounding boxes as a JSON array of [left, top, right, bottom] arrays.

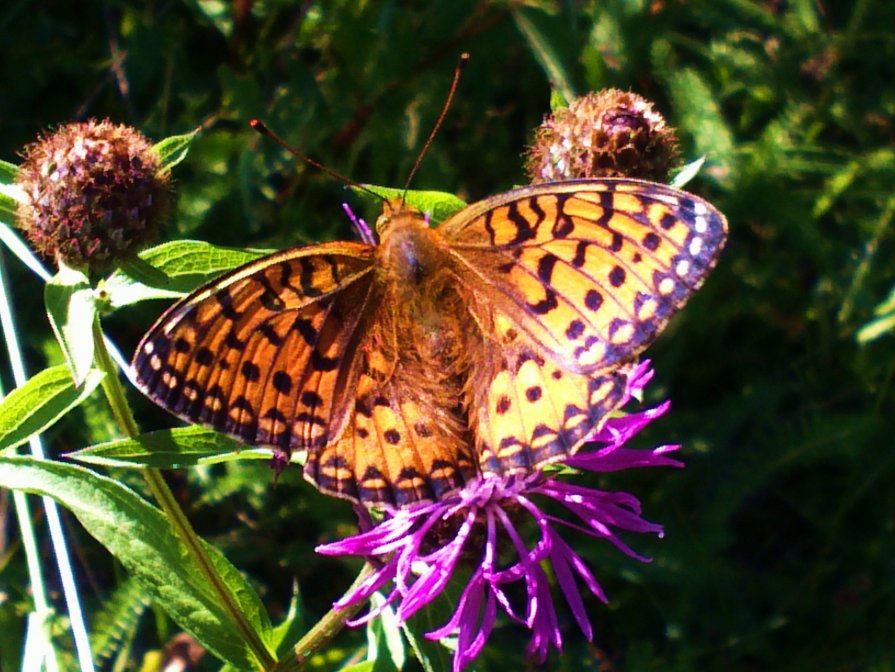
[[375, 198, 445, 288], [374, 198, 420, 235]]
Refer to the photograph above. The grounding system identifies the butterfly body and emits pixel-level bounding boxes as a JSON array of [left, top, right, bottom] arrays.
[[376, 200, 447, 290], [133, 179, 727, 508]]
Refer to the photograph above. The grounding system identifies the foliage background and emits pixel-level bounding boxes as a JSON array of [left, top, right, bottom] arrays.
[[1, 0, 894, 670]]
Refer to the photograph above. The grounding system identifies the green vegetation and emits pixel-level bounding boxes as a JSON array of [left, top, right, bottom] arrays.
[[1, 1, 893, 670]]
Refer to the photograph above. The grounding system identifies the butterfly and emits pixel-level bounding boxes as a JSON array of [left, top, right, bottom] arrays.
[[132, 178, 727, 508]]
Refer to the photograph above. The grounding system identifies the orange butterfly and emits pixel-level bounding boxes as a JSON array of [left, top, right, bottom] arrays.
[[133, 179, 726, 507]]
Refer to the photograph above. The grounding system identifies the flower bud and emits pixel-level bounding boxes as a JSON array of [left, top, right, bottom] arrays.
[[526, 89, 680, 183]]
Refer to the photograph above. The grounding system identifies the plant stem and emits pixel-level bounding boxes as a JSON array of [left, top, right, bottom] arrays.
[[0, 249, 81, 672], [272, 563, 375, 672], [91, 318, 276, 669]]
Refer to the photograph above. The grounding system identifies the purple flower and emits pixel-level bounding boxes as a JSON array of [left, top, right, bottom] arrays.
[[317, 361, 682, 671]]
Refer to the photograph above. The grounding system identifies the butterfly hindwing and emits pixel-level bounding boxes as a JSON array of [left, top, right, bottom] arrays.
[[305, 278, 479, 506], [306, 373, 477, 507], [133, 242, 377, 452], [467, 309, 629, 476], [442, 179, 727, 374]]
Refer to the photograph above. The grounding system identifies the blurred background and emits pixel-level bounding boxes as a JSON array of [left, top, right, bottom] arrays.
[[1, 1, 893, 670]]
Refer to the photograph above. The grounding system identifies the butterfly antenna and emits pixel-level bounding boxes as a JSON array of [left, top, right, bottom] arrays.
[[401, 52, 470, 198], [249, 119, 384, 202]]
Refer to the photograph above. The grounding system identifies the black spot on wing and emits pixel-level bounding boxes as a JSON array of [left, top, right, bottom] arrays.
[[272, 371, 293, 394], [506, 201, 537, 245], [537, 253, 559, 283], [215, 290, 240, 320], [528, 288, 558, 315], [298, 257, 323, 297], [609, 266, 626, 288]]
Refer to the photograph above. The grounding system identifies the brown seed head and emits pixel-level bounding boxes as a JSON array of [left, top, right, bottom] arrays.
[[525, 89, 680, 183], [15, 119, 170, 271]]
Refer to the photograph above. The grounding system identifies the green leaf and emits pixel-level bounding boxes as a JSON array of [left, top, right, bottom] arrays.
[[0, 220, 51, 281], [0, 164, 23, 227], [0, 159, 18, 185], [368, 595, 406, 672], [0, 185, 20, 227], [89, 576, 149, 662], [0, 366, 104, 453], [188, 0, 234, 38], [512, 6, 577, 106], [813, 148, 895, 218], [153, 128, 200, 173], [45, 262, 98, 386], [549, 86, 568, 112], [354, 186, 467, 226], [857, 284, 895, 344], [403, 593, 456, 672], [856, 311, 895, 344], [0, 456, 274, 669], [271, 585, 304, 657], [664, 67, 736, 184], [67, 426, 269, 469], [670, 156, 707, 189], [341, 663, 375, 672], [103, 240, 270, 308]]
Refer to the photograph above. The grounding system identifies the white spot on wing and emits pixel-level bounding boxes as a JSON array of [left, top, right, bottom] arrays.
[[652, 193, 678, 206], [689, 237, 704, 256]]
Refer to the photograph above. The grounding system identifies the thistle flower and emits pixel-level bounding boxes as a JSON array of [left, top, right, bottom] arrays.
[[15, 119, 169, 271], [318, 362, 681, 671], [526, 89, 680, 183]]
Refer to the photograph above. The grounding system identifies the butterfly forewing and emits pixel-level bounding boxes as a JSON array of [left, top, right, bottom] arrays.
[[133, 242, 377, 452], [441, 179, 727, 374]]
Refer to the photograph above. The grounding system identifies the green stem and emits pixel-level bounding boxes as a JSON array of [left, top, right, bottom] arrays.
[[0, 249, 78, 672], [91, 318, 276, 669], [272, 563, 376, 672]]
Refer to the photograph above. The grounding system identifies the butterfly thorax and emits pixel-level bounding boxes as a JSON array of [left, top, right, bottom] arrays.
[[372, 200, 473, 435]]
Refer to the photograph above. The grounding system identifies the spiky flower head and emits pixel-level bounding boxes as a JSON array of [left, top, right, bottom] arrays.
[[15, 119, 169, 271], [526, 89, 680, 183]]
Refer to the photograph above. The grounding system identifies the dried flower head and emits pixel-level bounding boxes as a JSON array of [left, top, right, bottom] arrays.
[[526, 89, 680, 183], [15, 119, 169, 270]]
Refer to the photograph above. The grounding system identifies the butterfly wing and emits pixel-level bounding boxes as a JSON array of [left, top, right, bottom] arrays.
[[441, 178, 728, 373], [132, 242, 378, 454], [441, 178, 727, 475], [305, 275, 478, 507], [470, 310, 631, 475], [306, 373, 477, 507]]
